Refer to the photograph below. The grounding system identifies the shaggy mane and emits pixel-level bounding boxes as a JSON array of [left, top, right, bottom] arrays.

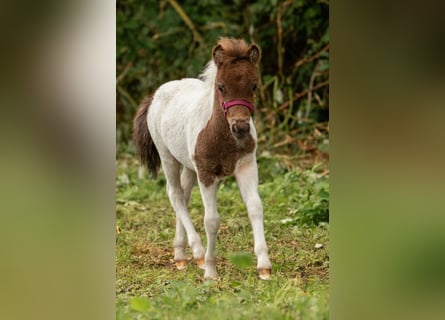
[[217, 37, 249, 58], [199, 61, 217, 86]]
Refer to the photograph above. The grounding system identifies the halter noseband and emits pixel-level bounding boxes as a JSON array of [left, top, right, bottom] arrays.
[[221, 99, 254, 117], [217, 89, 254, 117]]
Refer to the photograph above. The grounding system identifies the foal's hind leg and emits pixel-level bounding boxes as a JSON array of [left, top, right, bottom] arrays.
[[175, 168, 203, 269], [161, 158, 205, 269]]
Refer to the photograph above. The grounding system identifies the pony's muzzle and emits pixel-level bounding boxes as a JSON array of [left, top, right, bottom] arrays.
[[231, 119, 250, 139]]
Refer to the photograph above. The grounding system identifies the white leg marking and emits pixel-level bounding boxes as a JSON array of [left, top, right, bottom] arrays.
[[173, 216, 187, 265], [198, 181, 220, 280], [235, 159, 272, 278], [173, 168, 197, 265], [181, 167, 197, 204], [162, 159, 205, 263]]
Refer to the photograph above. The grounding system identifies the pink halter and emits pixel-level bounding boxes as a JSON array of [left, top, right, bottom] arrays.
[[217, 90, 254, 117]]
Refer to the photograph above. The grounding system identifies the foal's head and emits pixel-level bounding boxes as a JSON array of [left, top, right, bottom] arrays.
[[212, 38, 261, 141]]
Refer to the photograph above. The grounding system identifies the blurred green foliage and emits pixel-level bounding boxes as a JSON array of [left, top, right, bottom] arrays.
[[117, 0, 329, 156]]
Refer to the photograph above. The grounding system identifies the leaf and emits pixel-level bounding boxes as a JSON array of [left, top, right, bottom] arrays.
[[318, 189, 329, 199], [130, 297, 151, 313], [317, 60, 329, 72]]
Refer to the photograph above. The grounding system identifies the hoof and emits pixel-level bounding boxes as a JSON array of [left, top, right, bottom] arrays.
[[195, 257, 206, 270], [175, 260, 187, 270], [203, 271, 218, 281], [203, 275, 218, 281], [258, 268, 272, 280]]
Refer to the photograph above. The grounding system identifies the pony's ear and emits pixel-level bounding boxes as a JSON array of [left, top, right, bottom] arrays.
[[248, 44, 261, 64], [212, 44, 224, 66]]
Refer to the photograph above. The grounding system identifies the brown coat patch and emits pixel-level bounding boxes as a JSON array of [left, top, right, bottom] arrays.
[[194, 104, 255, 186], [213, 37, 261, 67], [195, 37, 260, 186]]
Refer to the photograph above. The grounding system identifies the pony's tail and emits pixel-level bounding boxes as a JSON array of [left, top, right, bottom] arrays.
[[132, 96, 161, 178]]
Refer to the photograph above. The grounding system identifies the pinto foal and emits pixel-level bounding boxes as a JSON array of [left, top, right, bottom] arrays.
[[133, 38, 272, 280]]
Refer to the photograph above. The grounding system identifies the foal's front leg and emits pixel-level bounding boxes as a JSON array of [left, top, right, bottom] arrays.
[[197, 180, 220, 280], [235, 160, 272, 280]]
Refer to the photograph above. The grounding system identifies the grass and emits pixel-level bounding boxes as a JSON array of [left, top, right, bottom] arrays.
[[116, 153, 329, 320]]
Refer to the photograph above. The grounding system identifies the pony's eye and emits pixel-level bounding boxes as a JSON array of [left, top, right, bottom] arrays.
[[252, 83, 257, 91], [217, 84, 224, 92]]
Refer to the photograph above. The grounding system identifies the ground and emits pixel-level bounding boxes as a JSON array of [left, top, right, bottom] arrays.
[[116, 153, 329, 320]]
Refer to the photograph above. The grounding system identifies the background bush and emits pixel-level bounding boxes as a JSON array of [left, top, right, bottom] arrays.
[[117, 0, 329, 160]]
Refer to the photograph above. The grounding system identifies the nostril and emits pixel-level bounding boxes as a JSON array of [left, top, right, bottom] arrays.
[[230, 118, 251, 139], [232, 123, 249, 134]]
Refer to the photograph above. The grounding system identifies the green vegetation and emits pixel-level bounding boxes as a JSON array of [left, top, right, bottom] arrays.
[[116, 155, 329, 319], [117, 0, 329, 155], [117, 1, 329, 318]]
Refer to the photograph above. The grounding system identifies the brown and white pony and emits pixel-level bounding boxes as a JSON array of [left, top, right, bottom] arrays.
[[133, 38, 271, 280]]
